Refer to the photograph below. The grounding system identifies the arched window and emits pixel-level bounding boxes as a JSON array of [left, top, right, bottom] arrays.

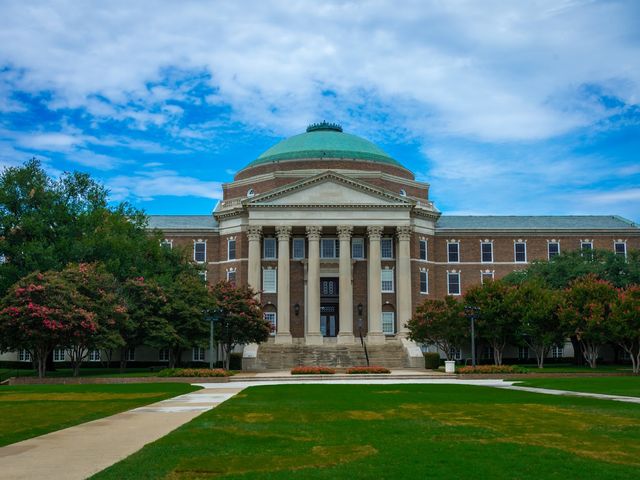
[[399, 189, 407, 197], [247, 188, 255, 197]]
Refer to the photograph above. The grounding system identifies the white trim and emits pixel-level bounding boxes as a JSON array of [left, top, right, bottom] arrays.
[[419, 269, 429, 294], [352, 237, 365, 259], [382, 311, 395, 335], [480, 240, 493, 263], [226, 268, 237, 283], [547, 240, 560, 260], [292, 237, 305, 259], [481, 270, 494, 284], [447, 240, 460, 263], [381, 268, 395, 293], [193, 240, 207, 263], [264, 311, 277, 336], [514, 241, 527, 263], [580, 241, 593, 251], [88, 349, 101, 362], [192, 347, 205, 362], [614, 240, 627, 258], [419, 238, 428, 261], [160, 239, 173, 249], [263, 237, 277, 259], [320, 237, 340, 259], [53, 348, 65, 362], [447, 271, 461, 296], [227, 237, 236, 261], [381, 237, 394, 259], [262, 267, 277, 293]]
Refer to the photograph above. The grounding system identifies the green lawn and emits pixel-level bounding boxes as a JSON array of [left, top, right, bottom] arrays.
[[523, 364, 633, 374], [0, 367, 163, 380], [0, 383, 199, 447], [93, 384, 640, 479], [516, 376, 640, 397]]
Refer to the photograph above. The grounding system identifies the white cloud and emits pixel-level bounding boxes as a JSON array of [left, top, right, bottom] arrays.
[[107, 170, 222, 202]]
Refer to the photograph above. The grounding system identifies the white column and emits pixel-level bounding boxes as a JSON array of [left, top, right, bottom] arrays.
[[396, 225, 413, 336], [337, 225, 354, 344], [275, 226, 292, 344], [305, 226, 323, 345], [246, 226, 262, 298], [367, 226, 385, 344]]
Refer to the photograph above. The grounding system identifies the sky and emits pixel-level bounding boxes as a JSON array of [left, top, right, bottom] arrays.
[[0, 0, 639, 222]]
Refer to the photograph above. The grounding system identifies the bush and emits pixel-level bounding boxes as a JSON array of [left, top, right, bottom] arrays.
[[424, 352, 441, 369], [346, 366, 391, 374], [291, 366, 336, 375], [157, 368, 233, 377], [457, 365, 529, 374]]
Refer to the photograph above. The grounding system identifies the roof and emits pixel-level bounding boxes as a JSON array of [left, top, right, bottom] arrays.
[[147, 215, 218, 230], [244, 122, 405, 169], [435, 215, 639, 231]]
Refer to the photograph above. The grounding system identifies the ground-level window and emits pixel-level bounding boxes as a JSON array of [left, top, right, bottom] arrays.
[[481, 346, 493, 360], [351, 237, 364, 259], [226, 269, 236, 285], [159, 348, 170, 362], [518, 346, 529, 360], [264, 312, 277, 335], [481, 242, 493, 263], [53, 348, 65, 362], [19, 349, 31, 362], [614, 242, 627, 258], [126, 348, 135, 362], [381, 269, 394, 293], [581, 241, 593, 251], [447, 242, 460, 263], [192, 347, 205, 362], [382, 311, 395, 335], [262, 268, 277, 293], [481, 271, 494, 284], [449, 347, 462, 360], [419, 270, 428, 294], [194, 241, 206, 263], [160, 239, 172, 249], [419, 239, 427, 261], [548, 242, 560, 259], [447, 272, 461, 295], [514, 242, 527, 263], [550, 345, 564, 358], [88, 349, 101, 362], [293, 237, 305, 259]]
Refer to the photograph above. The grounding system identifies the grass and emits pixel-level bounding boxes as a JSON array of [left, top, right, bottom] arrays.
[[517, 376, 640, 397], [0, 383, 199, 447], [524, 364, 633, 374], [0, 367, 163, 380], [93, 384, 640, 479]]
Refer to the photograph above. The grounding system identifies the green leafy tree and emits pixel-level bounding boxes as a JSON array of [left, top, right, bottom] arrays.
[[407, 296, 468, 361], [209, 281, 269, 370], [511, 280, 564, 368], [559, 274, 617, 368], [610, 286, 640, 374], [465, 280, 519, 365]]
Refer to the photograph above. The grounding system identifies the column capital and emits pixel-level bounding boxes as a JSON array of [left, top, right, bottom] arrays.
[[275, 225, 292, 241], [367, 225, 384, 240], [305, 226, 323, 241], [396, 225, 413, 241], [336, 225, 353, 240], [247, 225, 262, 241]]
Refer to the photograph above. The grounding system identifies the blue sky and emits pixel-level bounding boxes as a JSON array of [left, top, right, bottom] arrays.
[[0, 0, 638, 221]]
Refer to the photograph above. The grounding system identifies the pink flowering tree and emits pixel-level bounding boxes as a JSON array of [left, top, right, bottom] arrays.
[[209, 281, 270, 370], [610, 285, 640, 374]]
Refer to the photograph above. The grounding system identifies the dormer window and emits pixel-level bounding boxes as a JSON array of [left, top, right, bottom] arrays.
[[399, 189, 407, 197], [247, 188, 255, 198]]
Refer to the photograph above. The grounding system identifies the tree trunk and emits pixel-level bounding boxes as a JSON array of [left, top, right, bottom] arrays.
[[491, 341, 505, 365], [581, 341, 599, 368], [533, 346, 545, 368], [570, 335, 583, 365], [119, 347, 128, 372], [35, 348, 48, 378]]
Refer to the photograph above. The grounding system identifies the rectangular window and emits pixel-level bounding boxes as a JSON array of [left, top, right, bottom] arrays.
[[449, 347, 462, 361], [382, 311, 395, 335], [481, 271, 494, 284], [518, 346, 529, 360], [199, 270, 207, 282], [53, 348, 65, 362], [292, 238, 305, 259], [548, 242, 560, 260], [614, 242, 627, 258], [160, 239, 172, 249], [194, 241, 206, 263], [227, 239, 236, 260], [550, 345, 564, 359], [419, 239, 427, 261], [263, 237, 276, 259], [581, 241, 593, 251], [352, 237, 364, 259], [19, 349, 31, 362], [192, 347, 205, 362], [481, 242, 493, 263], [514, 242, 527, 263], [381, 237, 394, 259], [88, 349, 101, 362], [447, 242, 460, 263], [381, 269, 394, 292], [262, 269, 277, 293], [126, 348, 135, 362], [447, 272, 461, 295], [264, 312, 277, 336], [419, 271, 428, 294], [159, 349, 170, 362], [320, 238, 339, 258], [226, 269, 236, 285]]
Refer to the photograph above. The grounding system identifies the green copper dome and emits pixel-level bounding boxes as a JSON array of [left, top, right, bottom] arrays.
[[245, 122, 404, 169]]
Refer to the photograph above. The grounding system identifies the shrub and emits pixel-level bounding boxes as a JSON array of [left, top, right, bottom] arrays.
[[346, 366, 391, 374], [424, 352, 441, 369], [456, 365, 529, 374], [157, 368, 233, 377], [291, 366, 336, 375]]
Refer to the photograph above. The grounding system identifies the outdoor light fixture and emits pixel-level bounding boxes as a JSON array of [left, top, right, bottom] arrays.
[[357, 303, 363, 316], [464, 305, 480, 367], [294, 303, 300, 316]]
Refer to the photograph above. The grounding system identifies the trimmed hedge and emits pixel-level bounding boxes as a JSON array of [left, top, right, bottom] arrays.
[[457, 365, 529, 374], [424, 352, 441, 369], [157, 368, 233, 377], [291, 366, 336, 375], [346, 366, 391, 374]]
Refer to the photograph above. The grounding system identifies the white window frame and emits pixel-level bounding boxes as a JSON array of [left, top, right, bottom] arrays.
[[351, 237, 364, 259], [419, 270, 428, 294], [227, 238, 236, 260], [192, 347, 205, 362], [581, 241, 593, 251], [88, 349, 101, 362], [449, 347, 462, 361], [481, 271, 494, 284], [226, 268, 236, 284], [382, 311, 395, 335], [194, 241, 206, 263], [480, 242, 493, 263], [159, 348, 170, 362], [514, 242, 527, 263], [264, 312, 277, 336], [419, 239, 427, 261], [614, 241, 627, 258], [126, 348, 135, 362], [262, 268, 277, 293], [19, 349, 31, 362], [381, 268, 395, 293], [518, 346, 529, 360], [550, 345, 564, 359], [320, 238, 339, 259], [292, 237, 305, 260], [447, 242, 460, 263], [160, 239, 173, 249], [199, 270, 207, 282], [447, 272, 461, 296], [53, 348, 65, 362], [263, 237, 277, 259], [381, 237, 394, 259], [547, 241, 560, 260]]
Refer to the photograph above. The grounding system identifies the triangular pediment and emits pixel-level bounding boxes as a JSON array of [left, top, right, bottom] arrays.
[[246, 171, 413, 207]]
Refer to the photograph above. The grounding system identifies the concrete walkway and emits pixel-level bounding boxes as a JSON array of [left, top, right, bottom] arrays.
[[498, 384, 640, 404], [0, 386, 245, 480]]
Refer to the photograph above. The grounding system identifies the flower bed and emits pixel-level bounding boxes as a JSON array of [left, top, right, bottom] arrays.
[[346, 366, 391, 374], [290, 366, 336, 375], [456, 365, 529, 374], [157, 368, 233, 377]]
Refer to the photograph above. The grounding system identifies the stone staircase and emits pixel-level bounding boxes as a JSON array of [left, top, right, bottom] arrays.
[[252, 340, 414, 370]]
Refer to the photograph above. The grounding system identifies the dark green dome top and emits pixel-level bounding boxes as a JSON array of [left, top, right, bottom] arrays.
[[245, 122, 404, 169]]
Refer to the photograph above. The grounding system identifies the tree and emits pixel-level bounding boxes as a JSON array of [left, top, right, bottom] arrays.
[[407, 296, 468, 360], [511, 280, 564, 368], [465, 280, 519, 365], [609, 286, 640, 374], [161, 272, 211, 368], [209, 281, 269, 370], [559, 274, 617, 368]]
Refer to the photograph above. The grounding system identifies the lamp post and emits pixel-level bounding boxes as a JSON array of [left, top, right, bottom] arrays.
[[464, 305, 480, 367], [357, 303, 370, 366], [205, 309, 222, 369]]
